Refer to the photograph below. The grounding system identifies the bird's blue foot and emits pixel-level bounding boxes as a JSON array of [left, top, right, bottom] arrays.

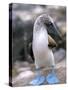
[[46, 72, 59, 84], [30, 75, 46, 85]]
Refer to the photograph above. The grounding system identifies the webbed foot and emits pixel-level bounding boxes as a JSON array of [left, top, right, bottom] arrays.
[[30, 75, 46, 85], [46, 72, 59, 84]]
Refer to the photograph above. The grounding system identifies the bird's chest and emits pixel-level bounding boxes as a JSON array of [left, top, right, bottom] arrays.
[[33, 30, 48, 52]]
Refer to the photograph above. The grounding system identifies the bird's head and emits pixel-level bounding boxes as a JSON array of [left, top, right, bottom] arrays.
[[36, 14, 62, 48]]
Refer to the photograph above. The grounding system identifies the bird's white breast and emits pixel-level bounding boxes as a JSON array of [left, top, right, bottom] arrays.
[[33, 27, 55, 69], [33, 26, 48, 51]]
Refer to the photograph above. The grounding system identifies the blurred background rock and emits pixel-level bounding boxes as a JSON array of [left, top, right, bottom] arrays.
[[9, 3, 66, 86]]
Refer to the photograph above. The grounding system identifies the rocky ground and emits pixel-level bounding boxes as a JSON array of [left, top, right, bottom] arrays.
[[12, 48, 66, 87]]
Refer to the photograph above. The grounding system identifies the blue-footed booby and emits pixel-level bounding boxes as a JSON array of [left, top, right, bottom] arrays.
[[30, 14, 61, 85]]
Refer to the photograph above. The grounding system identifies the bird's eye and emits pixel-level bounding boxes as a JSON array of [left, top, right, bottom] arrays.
[[44, 21, 52, 26], [48, 22, 52, 25]]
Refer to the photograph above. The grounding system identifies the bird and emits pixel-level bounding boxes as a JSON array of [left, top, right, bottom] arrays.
[[30, 14, 62, 85]]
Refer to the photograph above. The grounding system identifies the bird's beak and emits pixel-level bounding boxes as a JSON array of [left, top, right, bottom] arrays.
[[45, 21, 62, 44], [48, 35, 57, 48]]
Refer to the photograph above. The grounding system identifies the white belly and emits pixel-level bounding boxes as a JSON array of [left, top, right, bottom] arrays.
[[34, 49, 55, 69]]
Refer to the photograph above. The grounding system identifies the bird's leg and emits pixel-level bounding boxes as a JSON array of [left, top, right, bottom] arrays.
[[46, 65, 59, 84], [51, 65, 56, 74], [35, 67, 43, 76], [35, 68, 41, 75], [30, 67, 46, 85]]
